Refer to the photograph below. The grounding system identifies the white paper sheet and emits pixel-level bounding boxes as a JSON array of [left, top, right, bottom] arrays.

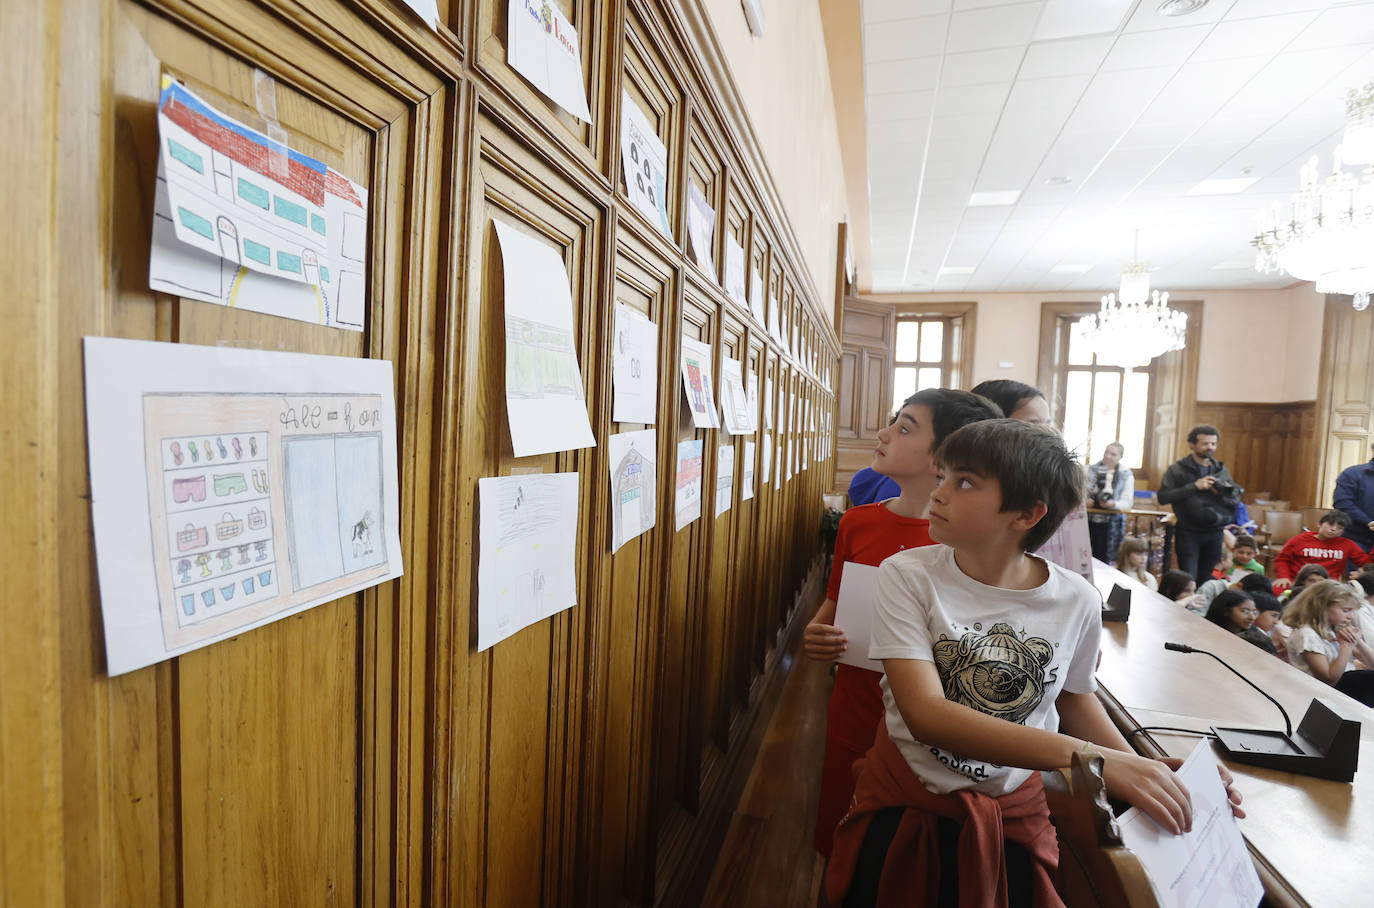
[[742, 441, 756, 501], [1117, 740, 1263, 908], [745, 371, 760, 433], [620, 91, 672, 237], [686, 181, 716, 274], [84, 337, 403, 676], [764, 376, 775, 430], [675, 439, 704, 530], [719, 357, 752, 436], [835, 562, 884, 673], [749, 266, 766, 325], [494, 220, 596, 457], [477, 472, 579, 651], [714, 445, 734, 517], [725, 237, 748, 308], [680, 336, 720, 429], [774, 441, 783, 489], [507, 0, 592, 121], [767, 290, 782, 343], [612, 302, 658, 425], [399, 0, 441, 30], [607, 429, 657, 553]]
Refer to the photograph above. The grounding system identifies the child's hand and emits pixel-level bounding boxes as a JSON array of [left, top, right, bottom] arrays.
[[1158, 756, 1246, 819], [1099, 750, 1193, 835], [803, 622, 847, 661]]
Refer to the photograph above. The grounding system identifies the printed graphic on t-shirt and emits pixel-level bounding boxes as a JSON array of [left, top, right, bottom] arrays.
[[1301, 546, 1347, 560], [928, 622, 1058, 782]]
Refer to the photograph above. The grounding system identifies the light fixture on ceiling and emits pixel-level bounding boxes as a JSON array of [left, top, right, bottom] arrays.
[[1157, 0, 1209, 17], [1254, 79, 1374, 311], [1080, 230, 1186, 369], [1043, 176, 1072, 185]]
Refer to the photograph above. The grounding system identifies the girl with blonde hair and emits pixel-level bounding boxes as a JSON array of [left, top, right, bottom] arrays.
[[1113, 536, 1157, 591], [1282, 580, 1374, 705]]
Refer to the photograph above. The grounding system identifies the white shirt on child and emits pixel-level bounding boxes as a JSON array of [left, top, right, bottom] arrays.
[[870, 544, 1103, 796], [1286, 625, 1339, 676]]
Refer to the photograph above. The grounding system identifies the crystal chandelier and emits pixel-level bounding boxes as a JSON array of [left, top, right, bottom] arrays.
[[1253, 79, 1374, 311], [1080, 232, 1187, 369]]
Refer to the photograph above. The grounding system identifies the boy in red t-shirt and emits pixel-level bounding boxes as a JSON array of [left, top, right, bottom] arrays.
[[804, 388, 1001, 858], [1276, 509, 1371, 585]]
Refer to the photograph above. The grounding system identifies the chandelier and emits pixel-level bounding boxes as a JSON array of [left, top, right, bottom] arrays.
[[1253, 79, 1374, 311], [1080, 232, 1187, 369]]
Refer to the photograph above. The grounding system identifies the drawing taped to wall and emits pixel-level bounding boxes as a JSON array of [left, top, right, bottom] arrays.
[[84, 338, 403, 675], [149, 76, 369, 331]]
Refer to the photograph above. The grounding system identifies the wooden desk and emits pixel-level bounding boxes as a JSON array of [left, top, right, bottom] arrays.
[[1090, 561, 1374, 907]]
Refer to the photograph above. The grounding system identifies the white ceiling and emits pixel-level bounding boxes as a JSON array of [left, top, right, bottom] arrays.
[[860, 0, 1374, 293]]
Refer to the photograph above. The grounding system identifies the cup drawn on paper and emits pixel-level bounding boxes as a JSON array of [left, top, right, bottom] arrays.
[[181, 594, 195, 616], [220, 583, 235, 601], [201, 589, 215, 607]]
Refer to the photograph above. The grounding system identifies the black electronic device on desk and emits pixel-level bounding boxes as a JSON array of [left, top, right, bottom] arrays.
[[1164, 642, 1360, 782], [1101, 583, 1131, 622]]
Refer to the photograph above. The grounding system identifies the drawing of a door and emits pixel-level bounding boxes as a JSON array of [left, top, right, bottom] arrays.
[[216, 215, 240, 263], [301, 248, 319, 284]]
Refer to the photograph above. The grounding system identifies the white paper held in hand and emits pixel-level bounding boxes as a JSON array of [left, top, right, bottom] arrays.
[[834, 562, 884, 673]]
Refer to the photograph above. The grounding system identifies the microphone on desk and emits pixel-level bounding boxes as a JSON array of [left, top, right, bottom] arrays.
[[1163, 641, 1360, 782]]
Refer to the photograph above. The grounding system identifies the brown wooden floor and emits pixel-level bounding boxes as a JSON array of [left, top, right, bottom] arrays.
[[700, 634, 834, 907]]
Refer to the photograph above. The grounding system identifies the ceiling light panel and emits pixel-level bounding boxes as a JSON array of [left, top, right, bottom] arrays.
[[1193, 13, 1323, 63], [946, 3, 1042, 53], [968, 190, 1022, 206], [866, 56, 943, 94], [1034, 0, 1135, 42], [1123, 0, 1227, 32], [864, 15, 949, 63]]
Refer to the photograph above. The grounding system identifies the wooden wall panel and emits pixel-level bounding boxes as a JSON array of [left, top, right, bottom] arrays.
[[5, 1, 840, 906], [1192, 401, 1317, 506]]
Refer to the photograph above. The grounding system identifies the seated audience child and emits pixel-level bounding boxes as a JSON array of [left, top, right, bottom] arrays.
[[1353, 575, 1374, 669], [1250, 593, 1285, 660], [1275, 509, 1370, 585], [804, 389, 1002, 858], [1223, 535, 1263, 577], [1282, 564, 1330, 600], [1205, 590, 1276, 654], [826, 419, 1242, 904], [1199, 565, 1276, 611], [1159, 569, 1207, 614], [1237, 573, 1275, 597], [1281, 580, 1374, 706], [1114, 537, 1157, 590]]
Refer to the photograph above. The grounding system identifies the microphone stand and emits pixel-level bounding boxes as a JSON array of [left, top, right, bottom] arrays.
[[1163, 642, 1360, 783]]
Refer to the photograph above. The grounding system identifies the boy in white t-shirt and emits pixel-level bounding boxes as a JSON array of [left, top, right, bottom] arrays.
[[826, 419, 1243, 905]]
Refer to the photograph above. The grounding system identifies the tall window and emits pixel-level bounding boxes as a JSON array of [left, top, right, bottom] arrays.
[[1056, 316, 1152, 471], [891, 317, 949, 413]]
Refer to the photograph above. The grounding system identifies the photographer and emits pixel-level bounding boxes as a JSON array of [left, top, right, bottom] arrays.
[[1086, 442, 1133, 562], [1157, 425, 1243, 586]]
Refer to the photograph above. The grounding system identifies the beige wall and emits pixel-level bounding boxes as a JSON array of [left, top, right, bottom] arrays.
[[703, 0, 849, 323], [865, 284, 1324, 403]]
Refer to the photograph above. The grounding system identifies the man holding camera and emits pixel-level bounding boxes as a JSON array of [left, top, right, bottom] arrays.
[[1157, 424, 1242, 586]]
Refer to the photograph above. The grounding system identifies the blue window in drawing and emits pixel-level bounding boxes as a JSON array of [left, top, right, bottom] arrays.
[[243, 239, 271, 265], [320, 266, 331, 282], [277, 250, 303, 274], [167, 140, 204, 174], [310, 213, 326, 235], [177, 206, 215, 240], [273, 195, 308, 227], [237, 178, 270, 210]]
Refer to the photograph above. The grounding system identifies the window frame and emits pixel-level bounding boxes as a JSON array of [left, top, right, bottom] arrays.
[[1052, 314, 1158, 473], [891, 315, 953, 413]]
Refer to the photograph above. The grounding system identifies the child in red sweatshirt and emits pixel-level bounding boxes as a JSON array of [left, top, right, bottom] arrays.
[[1276, 509, 1370, 584]]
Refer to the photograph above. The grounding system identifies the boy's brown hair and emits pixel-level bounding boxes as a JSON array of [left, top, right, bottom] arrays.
[[934, 418, 1086, 552]]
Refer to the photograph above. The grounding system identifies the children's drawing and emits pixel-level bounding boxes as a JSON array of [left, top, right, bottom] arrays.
[[149, 77, 370, 332], [619, 91, 671, 237], [507, 0, 593, 122], [84, 338, 403, 675], [675, 440, 704, 531], [679, 336, 719, 429], [608, 430, 657, 553]]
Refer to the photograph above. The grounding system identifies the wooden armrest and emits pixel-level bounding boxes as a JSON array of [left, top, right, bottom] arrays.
[[1042, 753, 1160, 908]]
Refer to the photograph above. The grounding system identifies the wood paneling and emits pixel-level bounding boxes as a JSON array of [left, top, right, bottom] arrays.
[[2, 1, 838, 906], [834, 296, 893, 491], [1313, 295, 1374, 511], [1192, 401, 1317, 506]]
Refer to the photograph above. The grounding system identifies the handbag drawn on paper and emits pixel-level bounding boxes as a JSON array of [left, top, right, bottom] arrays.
[[215, 511, 243, 541], [177, 523, 208, 552], [246, 506, 267, 531]]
